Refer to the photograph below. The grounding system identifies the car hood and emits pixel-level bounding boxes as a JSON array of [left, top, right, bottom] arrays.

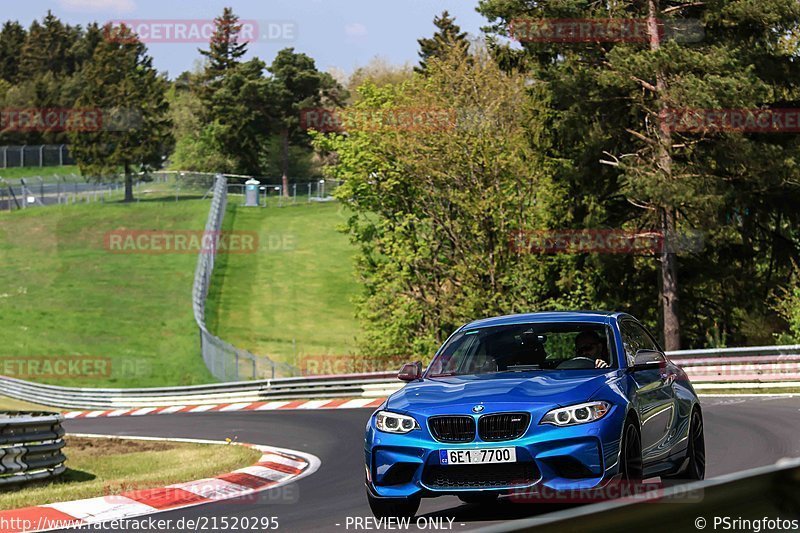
[[386, 371, 616, 417]]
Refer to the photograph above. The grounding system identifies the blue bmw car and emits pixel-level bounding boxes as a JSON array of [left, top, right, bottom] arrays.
[[364, 311, 705, 518]]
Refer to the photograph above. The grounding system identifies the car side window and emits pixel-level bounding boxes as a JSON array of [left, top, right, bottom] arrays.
[[621, 320, 660, 366], [630, 322, 659, 353], [619, 322, 641, 366]]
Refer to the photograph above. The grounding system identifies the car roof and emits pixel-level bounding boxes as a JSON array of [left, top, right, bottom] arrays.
[[461, 311, 629, 331]]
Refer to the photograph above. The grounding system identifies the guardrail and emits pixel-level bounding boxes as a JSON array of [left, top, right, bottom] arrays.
[[0, 373, 399, 410], [0, 412, 66, 485], [668, 344, 800, 389], [1, 345, 799, 410], [479, 457, 800, 533]]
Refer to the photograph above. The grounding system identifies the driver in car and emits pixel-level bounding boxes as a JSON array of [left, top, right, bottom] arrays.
[[575, 331, 610, 368]]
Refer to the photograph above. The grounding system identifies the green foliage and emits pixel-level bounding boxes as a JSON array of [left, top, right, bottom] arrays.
[[477, 0, 800, 348], [189, 9, 346, 179], [68, 24, 172, 200], [0, 20, 25, 82], [267, 48, 347, 187], [198, 7, 248, 81], [416, 11, 470, 74], [773, 265, 800, 343], [0, 14, 103, 147], [346, 57, 413, 102], [316, 49, 569, 358]]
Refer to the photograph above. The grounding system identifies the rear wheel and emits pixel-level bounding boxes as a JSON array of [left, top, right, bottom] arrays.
[[458, 492, 499, 505], [620, 419, 643, 482], [367, 491, 420, 518]]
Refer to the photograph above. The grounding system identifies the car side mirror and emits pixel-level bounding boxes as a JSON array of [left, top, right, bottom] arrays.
[[398, 361, 422, 382], [631, 349, 666, 371]]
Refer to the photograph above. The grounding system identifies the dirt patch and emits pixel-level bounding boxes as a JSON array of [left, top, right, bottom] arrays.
[[65, 436, 178, 454]]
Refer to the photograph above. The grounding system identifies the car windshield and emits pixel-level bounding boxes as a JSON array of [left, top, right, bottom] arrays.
[[427, 322, 616, 377]]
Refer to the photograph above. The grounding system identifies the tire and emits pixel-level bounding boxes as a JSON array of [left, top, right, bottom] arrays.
[[458, 492, 499, 505], [367, 491, 420, 518], [620, 418, 643, 482], [670, 409, 706, 480]]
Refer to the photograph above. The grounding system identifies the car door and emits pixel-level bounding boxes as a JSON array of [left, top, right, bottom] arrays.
[[621, 320, 677, 464]]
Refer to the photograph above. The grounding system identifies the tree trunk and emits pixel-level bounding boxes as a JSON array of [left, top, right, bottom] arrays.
[[660, 208, 680, 350], [648, 0, 681, 350], [124, 161, 134, 203], [281, 129, 290, 197]]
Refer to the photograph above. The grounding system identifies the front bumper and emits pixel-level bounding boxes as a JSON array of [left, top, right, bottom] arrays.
[[365, 406, 625, 499]]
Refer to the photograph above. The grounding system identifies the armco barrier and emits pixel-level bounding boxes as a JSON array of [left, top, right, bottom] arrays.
[[1, 345, 799, 410], [477, 458, 800, 533], [0, 412, 66, 485], [669, 344, 800, 389], [0, 373, 400, 410]]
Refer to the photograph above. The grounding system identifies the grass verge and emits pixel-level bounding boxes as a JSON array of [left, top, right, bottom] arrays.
[[0, 166, 81, 181], [0, 436, 261, 510], [0, 199, 214, 387], [205, 201, 361, 366], [0, 396, 57, 411]]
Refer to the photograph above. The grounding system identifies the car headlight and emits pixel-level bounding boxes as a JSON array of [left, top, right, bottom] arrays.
[[540, 401, 611, 426], [375, 411, 419, 434]]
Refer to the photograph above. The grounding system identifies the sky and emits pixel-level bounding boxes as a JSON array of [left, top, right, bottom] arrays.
[[8, 0, 489, 79]]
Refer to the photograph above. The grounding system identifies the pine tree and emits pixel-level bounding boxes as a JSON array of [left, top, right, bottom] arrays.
[[18, 11, 76, 80], [69, 23, 104, 72], [69, 24, 172, 202], [268, 47, 345, 195], [0, 21, 26, 83], [199, 7, 248, 85], [415, 11, 469, 74], [477, 0, 800, 348]]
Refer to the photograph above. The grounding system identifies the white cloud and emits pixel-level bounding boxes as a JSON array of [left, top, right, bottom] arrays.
[[344, 22, 368, 41], [57, 0, 137, 13]]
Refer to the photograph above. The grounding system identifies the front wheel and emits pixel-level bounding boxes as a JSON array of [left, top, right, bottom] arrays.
[[367, 491, 420, 518], [668, 409, 705, 480], [620, 419, 643, 481]]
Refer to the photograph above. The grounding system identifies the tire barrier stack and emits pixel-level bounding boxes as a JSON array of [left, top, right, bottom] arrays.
[[0, 412, 66, 486]]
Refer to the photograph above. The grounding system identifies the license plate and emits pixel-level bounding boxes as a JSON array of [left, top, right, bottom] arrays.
[[439, 448, 516, 465]]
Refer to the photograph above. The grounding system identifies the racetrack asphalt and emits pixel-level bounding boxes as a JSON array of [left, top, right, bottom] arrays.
[[58, 395, 800, 532]]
